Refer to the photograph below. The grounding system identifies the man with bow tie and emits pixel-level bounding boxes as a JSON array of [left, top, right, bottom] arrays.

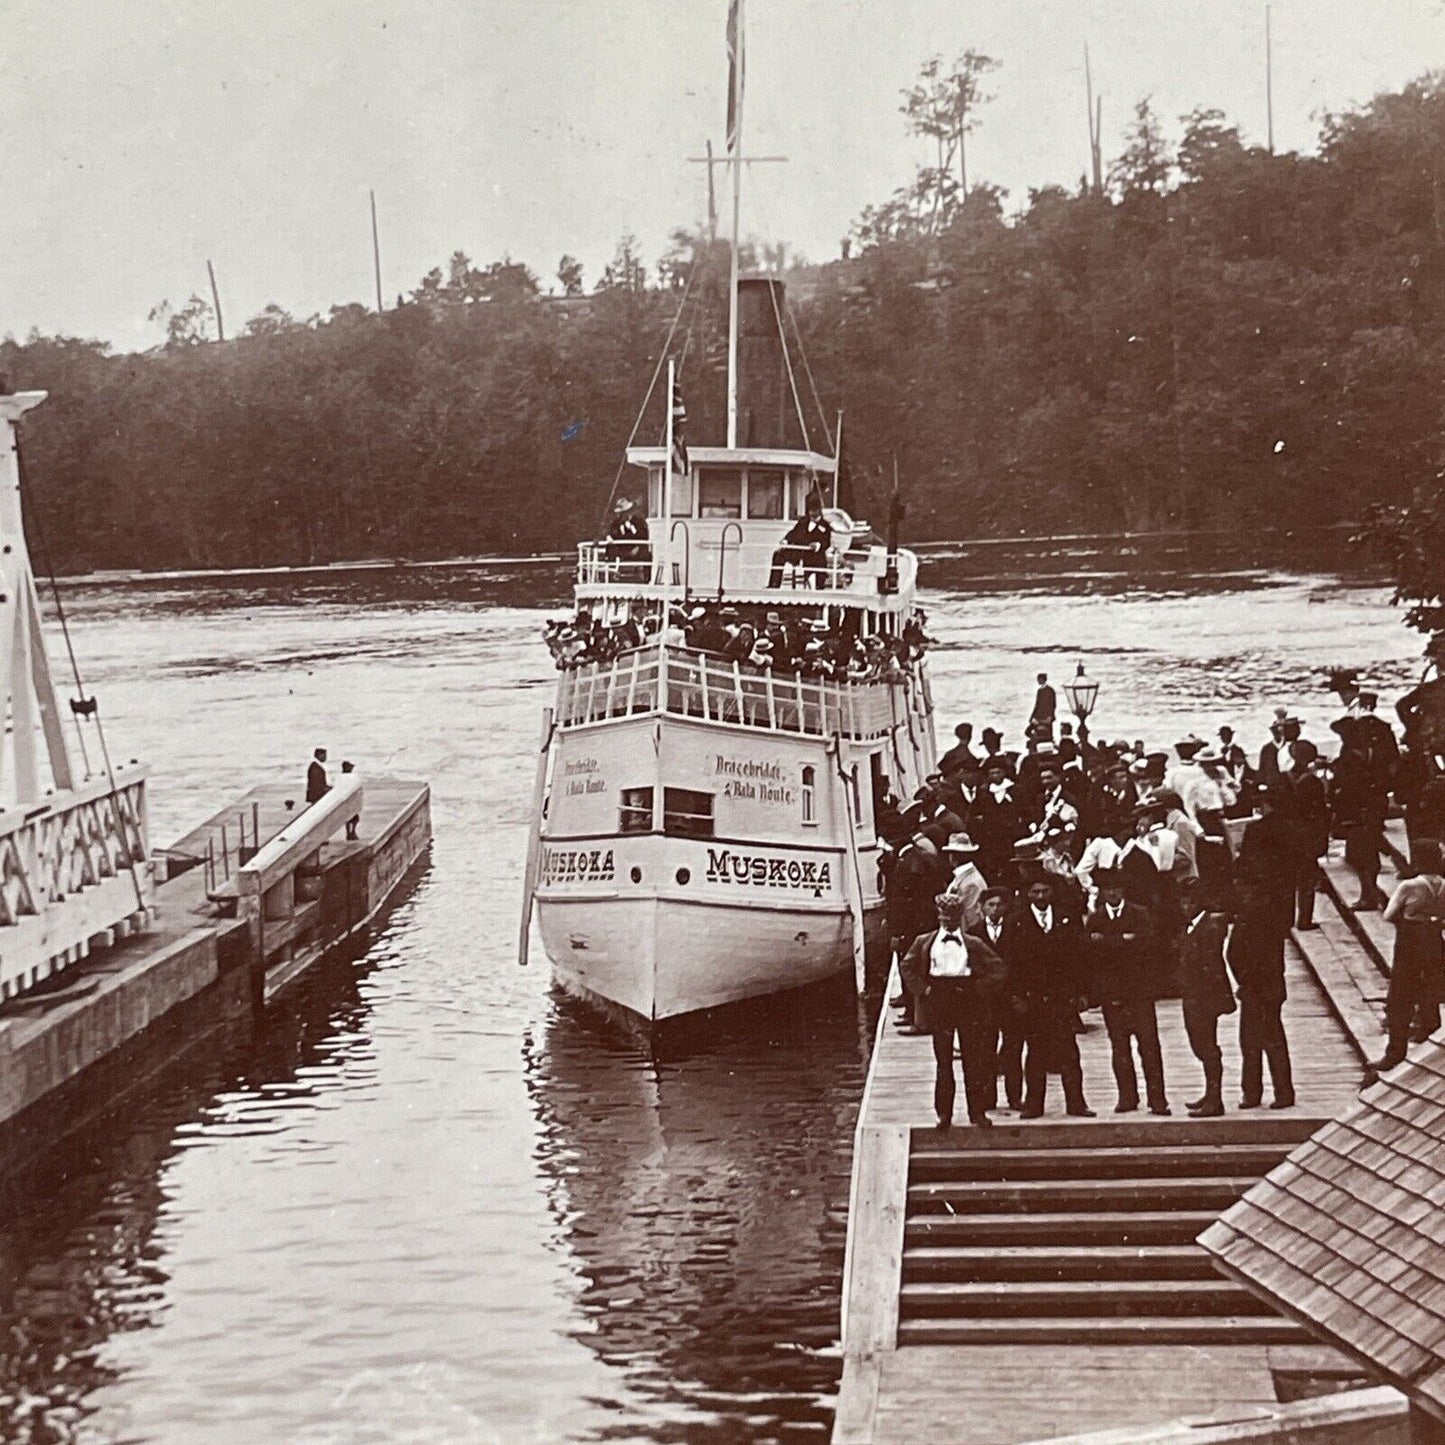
[[903, 889, 1007, 1129]]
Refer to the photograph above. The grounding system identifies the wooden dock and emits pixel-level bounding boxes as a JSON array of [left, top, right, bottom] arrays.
[[834, 827, 1409, 1445], [0, 774, 431, 1170]]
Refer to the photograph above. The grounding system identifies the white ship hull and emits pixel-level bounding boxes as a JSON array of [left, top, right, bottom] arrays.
[[542, 894, 868, 1022]]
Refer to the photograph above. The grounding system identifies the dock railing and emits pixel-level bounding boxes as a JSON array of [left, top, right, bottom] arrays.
[[0, 769, 153, 998], [554, 645, 905, 739]]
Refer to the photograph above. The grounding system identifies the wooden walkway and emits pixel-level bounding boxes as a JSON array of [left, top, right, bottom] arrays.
[[836, 834, 1385, 1445], [859, 946, 1363, 1131]]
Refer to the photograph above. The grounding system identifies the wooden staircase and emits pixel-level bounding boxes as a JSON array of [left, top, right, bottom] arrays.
[[897, 1122, 1322, 1347]]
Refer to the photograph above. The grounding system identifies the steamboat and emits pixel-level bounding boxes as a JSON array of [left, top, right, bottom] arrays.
[[519, 1, 937, 1026]]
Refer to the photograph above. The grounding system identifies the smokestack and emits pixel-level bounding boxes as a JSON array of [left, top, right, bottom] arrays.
[[735, 276, 804, 449]]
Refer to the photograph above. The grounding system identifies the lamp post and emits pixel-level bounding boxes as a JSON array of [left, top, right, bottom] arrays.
[[1063, 662, 1100, 745]]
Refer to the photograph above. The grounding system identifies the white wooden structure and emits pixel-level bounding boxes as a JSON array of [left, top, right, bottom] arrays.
[[0, 391, 153, 997]]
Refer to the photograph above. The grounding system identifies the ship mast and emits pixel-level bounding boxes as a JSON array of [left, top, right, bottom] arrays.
[[725, 0, 744, 449]]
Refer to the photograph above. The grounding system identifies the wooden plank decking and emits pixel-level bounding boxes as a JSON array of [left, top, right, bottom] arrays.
[[837, 836, 1381, 1445], [860, 945, 1363, 1131]]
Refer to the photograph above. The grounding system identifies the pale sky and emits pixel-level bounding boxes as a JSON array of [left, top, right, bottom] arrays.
[[2, 0, 1442, 353]]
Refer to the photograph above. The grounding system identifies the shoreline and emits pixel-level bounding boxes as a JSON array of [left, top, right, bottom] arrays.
[[51, 524, 1359, 587]]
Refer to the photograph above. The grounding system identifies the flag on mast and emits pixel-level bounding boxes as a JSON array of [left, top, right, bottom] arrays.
[[726, 0, 744, 153], [670, 374, 690, 478]]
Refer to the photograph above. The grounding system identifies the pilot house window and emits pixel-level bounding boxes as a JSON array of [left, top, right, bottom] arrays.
[[747, 470, 785, 519], [620, 787, 654, 833], [663, 788, 714, 839], [698, 470, 742, 518]]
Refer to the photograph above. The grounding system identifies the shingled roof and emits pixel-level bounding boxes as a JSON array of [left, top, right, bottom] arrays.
[[1200, 1041, 1445, 1419]]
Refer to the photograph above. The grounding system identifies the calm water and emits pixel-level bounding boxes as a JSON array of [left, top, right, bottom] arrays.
[[2, 538, 1419, 1444]]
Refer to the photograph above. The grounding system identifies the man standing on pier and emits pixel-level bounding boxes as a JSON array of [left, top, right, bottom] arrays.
[[1028, 672, 1057, 742], [1012, 874, 1095, 1119], [306, 747, 329, 806], [905, 890, 1006, 1129], [1177, 879, 1235, 1117], [1228, 872, 1295, 1110], [1086, 870, 1169, 1115]]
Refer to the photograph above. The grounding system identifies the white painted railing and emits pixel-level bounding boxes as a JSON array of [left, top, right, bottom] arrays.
[[555, 645, 905, 740], [576, 539, 914, 599], [237, 774, 363, 932], [0, 769, 153, 997]]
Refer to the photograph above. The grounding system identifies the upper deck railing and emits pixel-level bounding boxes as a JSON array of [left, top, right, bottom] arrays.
[[576, 537, 917, 603], [555, 644, 910, 739]]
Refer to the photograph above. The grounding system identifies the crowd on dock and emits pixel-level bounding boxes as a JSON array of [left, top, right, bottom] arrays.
[[543, 599, 931, 681], [882, 670, 1444, 1128]]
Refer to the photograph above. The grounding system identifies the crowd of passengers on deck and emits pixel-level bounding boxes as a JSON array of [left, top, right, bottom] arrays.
[[543, 599, 933, 681]]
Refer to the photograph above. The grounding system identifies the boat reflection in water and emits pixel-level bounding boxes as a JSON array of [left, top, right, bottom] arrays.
[[0, 948, 378, 1443], [524, 983, 871, 1441]]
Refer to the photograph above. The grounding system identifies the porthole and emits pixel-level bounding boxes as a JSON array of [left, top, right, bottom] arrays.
[[676, 867, 691, 885], [630, 866, 643, 884]]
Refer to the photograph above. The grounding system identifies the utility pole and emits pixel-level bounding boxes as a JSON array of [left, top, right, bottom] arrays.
[[1084, 42, 1103, 195], [705, 139, 718, 243], [1265, 4, 1275, 155], [206, 260, 225, 342], [370, 190, 385, 312]]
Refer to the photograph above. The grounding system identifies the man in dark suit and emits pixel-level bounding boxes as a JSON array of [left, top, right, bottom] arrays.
[[1291, 757, 1331, 930], [1227, 879, 1295, 1109], [904, 891, 1007, 1128], [1010, 875, 1095, 1118], [1086, 870, 1168, 1115], [939, 722, 980, 778], [306, 747, 329, 805], [888, 835, 951, 1030], [1029, 672, 1057, 740], [604, 497, 650, 580], [767, 492, 831, 587], [971, 762, 1024, 888], [972, 887, 1023, 1111], [1328, 720, 1388, 911], [1236, 783, 1299, 936], [1176, 878, 1235, 1116]]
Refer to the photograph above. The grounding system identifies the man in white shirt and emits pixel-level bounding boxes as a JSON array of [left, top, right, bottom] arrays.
[[901, 891, 1005, 1128]]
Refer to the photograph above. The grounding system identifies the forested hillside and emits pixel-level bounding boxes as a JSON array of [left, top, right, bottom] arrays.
[[12, 72, 1445, 573]]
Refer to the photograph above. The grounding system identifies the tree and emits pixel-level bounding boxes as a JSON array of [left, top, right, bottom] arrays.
[[244, 304, 298, 337], [148, 294, 213, 347], [1177, 106, 1246, 183], [900, 50, 1000, 229], [1361, 451, 1445, 663], [597, 234, 647, 293], [1110, 98, 1173, 198], [557, 254, 584, 296]]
